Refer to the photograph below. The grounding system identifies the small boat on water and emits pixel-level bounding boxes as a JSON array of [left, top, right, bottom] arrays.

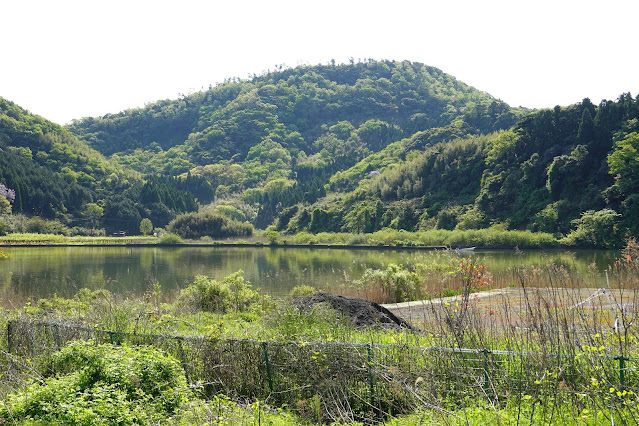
[[454, 246, 476, 252]]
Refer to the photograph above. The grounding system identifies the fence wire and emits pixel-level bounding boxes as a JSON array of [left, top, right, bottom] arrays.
[[5, 319, 639, 423]]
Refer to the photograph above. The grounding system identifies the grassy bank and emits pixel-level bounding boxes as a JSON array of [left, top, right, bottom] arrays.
[[0, 227, 560, 249], [281, 228, 558, 249], [0, 233, 156, 245]]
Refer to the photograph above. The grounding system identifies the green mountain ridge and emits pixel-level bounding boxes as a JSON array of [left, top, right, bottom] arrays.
[[70, 60, 524, 158], [1, 60, 637, 247]]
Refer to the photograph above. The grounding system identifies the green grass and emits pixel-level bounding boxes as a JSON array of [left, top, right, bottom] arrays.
[[0, 233, 156, 245], [388, 401, 624, 425], [0, 227, 562, 249], [280, 228, 558, 249], [0, 232, 68, 244]]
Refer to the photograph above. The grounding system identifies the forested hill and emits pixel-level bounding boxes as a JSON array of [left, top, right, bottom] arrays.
[[63, 60, 529, 233], [2, 60, 638, 247], [68, 60, 526, 174], [0, 98, 130, 218]]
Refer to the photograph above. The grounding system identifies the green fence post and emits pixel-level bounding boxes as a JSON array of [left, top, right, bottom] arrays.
[[7, 320, 13, 354], [176, 337, 190, 384], [367, 343, 375, 408], [615, 355, 629, 392], [482, 348, 490, 395], [108, 331, 115, 345], [28, 323, 34, 356], [262, 341, 273, 392], [53, 323, 61, 350]]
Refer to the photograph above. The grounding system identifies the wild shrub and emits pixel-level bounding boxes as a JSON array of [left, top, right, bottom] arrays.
[[265, 227, 279, 245], [25, 216, 71, 235], [347, 233, 368, 245], [561, 208, 623, 248], [177, 271, 259, 314], [159, 232, 183, 244], [357, 263, 422, 303], [25, 291, 96, 318], [70, 226, 106, 236], [290, 285, 317, 298], [167, 210, 253, 240], [0, 341, 191, 424]]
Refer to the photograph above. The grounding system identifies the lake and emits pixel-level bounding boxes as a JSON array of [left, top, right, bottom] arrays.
[[0, 246, 619, 303]]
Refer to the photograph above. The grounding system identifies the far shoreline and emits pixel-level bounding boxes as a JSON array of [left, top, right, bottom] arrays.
[[0, 240, 589, 251]]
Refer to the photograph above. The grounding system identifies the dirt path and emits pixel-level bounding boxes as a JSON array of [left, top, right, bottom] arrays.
[[382, 287, 638, 330]]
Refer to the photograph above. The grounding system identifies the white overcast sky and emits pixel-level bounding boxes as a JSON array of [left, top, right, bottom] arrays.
[[1, 0, 637, 125]]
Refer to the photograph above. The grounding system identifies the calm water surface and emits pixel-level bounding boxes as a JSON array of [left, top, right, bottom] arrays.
[[0, 246, 618, 301]]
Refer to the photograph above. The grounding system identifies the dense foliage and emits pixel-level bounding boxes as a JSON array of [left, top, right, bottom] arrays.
[[0, 98, 117, 219], [176, 271, 260, 313], [0, 341, 191, 424], [70, 60, 523, 162], [279, 95, 639, 247], [65, 60, 527, 235], [0, 98, 201, 235], [166, 209, 254, 239]]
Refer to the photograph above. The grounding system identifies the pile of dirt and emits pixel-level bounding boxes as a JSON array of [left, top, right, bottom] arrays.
[[292, 292, 414, 331]]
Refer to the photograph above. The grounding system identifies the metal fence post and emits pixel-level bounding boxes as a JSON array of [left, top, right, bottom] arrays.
[[368, 343, 375, 408], [482, 348, 490, 394], [262, 341, 273, 392], [53, 323, 61, 350], [7, 320, 13, 354], [176, 337, 190, 384], [615, 355, 629, 392]]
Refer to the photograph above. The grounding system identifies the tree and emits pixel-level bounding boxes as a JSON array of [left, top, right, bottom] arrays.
[[0, 195, 10, 215], [84, 202, 104, 228], [103, 196, 142, 235], [608, 132, 639, 194], [562, 209, 622, 248], [0, 183, 15, 204], [329, 121, 355, 140], [140, 218, 153, 236], [577, 108, 595, 143], [167, 211, 253, 239]]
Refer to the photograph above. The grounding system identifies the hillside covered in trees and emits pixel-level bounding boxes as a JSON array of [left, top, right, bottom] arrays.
[[1, 60, 637, 247], [0, 99, 203, 235], [290, 96, 639, 248]]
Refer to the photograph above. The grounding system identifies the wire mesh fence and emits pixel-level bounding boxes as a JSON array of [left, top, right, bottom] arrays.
[[5, 319, 639, 422]]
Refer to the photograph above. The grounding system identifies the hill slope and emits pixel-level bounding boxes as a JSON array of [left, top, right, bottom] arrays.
[[70, 60, 525, 163], [286, 95, 639, 248], [67, 60, 528, 230], [0, 99, 200, 235], [0, 98, 130, 218]]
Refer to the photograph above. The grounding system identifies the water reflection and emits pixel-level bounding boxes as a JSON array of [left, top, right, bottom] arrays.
[[0, 246, 618, 302]]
